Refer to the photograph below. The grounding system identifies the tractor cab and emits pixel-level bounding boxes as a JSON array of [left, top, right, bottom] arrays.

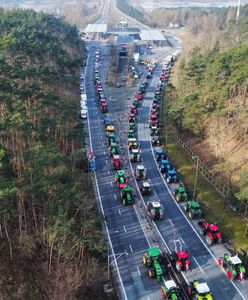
[[107, 132, 116, 145], [106, 125, 115, 136], [218, 254, 246, 281], [159, 159, 171, 174], [188, 281, 213, 299], [129, 113, 136, 122], [130, 148, 140, 162], [129, 122, 135, 131], [174, 186, 188, 202], [147, 201, 164, 220], [132, 98, 139, 107], [149, 114, 158, 127], [143, 247, 165, 282], [111, 155, 121, 170], [108, 142, 118, 156], [151, 136, 161, 146], [100, 101, 108, 113], [150, 125, 159, 136], [120, 185, 133, 206], [134, 93, 142, 100], [155, 148, 166, 162], [140, 181, 151, 196], [166, 169, 178, 183], [198, 221, 222, 245], [184, 201, 203, 219], [171, 251, 190, 272], [161, 280, 182, 299], [104, 116, 111, 126], [115, 170, 128, 189], [134, 165, 146, 180], [130, 105, 137, 115], [128, 129, 135, 138], [128, 138, 138, 150], [87, 151, 96, 172]]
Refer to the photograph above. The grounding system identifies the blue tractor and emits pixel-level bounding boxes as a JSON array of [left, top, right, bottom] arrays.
[[166, 169, 178, 183], [155, 148, 166, 163], [159, 159, 171, 174], [104, 116, 111, 126]]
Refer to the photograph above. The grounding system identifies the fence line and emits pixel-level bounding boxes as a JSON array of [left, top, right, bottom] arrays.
[[176, 136, 248, 218]]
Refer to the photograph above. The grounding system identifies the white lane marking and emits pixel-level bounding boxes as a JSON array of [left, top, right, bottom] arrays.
[[118, 208, 121, 216], [108, 170, 110, 174], [168, 219, 174, 227], [180, 236, 185, 245], [137, 266, 141, 276], [154, 190, 157, 196], [111, 182, 113, 186], [105, 160, 108, 164], [123, 225, 127, 233], [85, 48, 127, 300], [193, 256, 204, 273], [104, 151, 106, 155], [114, 195, 117, 200], [149, 140, 246, 299], [129, 244, 133, 253]]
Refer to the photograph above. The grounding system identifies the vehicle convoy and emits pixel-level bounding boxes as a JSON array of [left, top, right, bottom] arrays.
[[184, 200, 203, 219], [143, 247, 166, 281], [130, 148, 141, 162], [134, 165, 146, 180], [218, 254, 246, 281], [140, 181, 152, 196], [111, 155, 121, 170], [161, 280, 183, 299], [147, 201, 165, 220], [115, 170, 128, 189], [188, 281, 213, 300], [174, 186, 188, 202], [198, 221, 222, 245], [120, 185, 133, 206], [171, 250, 190, 272]]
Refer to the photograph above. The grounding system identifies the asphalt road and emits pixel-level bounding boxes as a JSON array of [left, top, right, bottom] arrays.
[[135, 56, 248, 300]]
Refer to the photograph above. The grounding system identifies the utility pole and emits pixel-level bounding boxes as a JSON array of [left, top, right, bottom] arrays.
[[192, 156, 199, 200], [236, 0, 241, 24]]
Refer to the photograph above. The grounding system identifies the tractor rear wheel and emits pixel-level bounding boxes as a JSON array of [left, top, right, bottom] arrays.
[[184, 204, 188, 212], [143, 255, 147, 266], [238, 272, 245, 281], [206, 236, 213, 246], [218, 258, 223, 266], [226, 268, 233, 280], [188, 211, 193, 219], [148, 267, 155, 278]]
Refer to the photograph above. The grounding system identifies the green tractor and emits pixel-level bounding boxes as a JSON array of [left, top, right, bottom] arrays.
[[161, 280, 183, 299], [218, 254, 246, 281], [120, 185, 133, 206], [115, 170, 128, 189], [128, 129, 135, 138], [129, 122, 135, 132], [143, 247, 166, 282], [107, 132, 116, 146], [174, 186, 188, 202], [108, 142, 118, 157], [184, 200, 202, 219], [188, 281, 213, 300]]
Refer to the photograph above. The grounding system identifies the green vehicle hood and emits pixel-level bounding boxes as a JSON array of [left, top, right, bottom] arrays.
[[147, 247, 161, 257], [197, 294, 213, 300]]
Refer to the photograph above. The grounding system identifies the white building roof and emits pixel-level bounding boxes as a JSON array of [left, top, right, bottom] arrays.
[[140, 30, 166, 41], [85, 23, 107, 33]]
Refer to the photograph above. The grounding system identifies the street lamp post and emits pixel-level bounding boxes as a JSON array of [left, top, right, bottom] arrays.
[[192, 156, 199, 200]]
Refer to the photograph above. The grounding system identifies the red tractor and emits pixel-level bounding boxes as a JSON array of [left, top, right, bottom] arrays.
[[129, 113, 136, 122], [100, 100, 108, 113], [149, 114, 158, 127], [171, 250, 190, 272], [150, 109, 159, 118], [111, 155, 121, 170], [134, 93, 142, 100], [130, 105, 137, 115], [198, 221, 222, 245]]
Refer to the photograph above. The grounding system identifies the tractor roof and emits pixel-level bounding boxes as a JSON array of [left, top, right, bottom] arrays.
[[113, 155, 120, 159], [168, 169, 176, 175], [110, 142, 117, 147], [104, 117, 110, 121], [178, 187, 186, 192], [143, 182, 150, 187], [190, 201, 201, 208], [117, 170, 125, 176], [137, 165, 144, 170], [156, 148, 164, 154], [161, 159, 169, 164], [132, 149, 139, 153], [147, 247, 161, 257], [128, 138, 137, 142], [196, 283, 210, 294], [106, 125, 115, 131], [176, 251, 189, 259], [164, 280, 177, 290], [209, 224, 219, 231], [230, 255, 242, 265], [123, 185, 132, 191], [108, 132, 115, 137], [152, 201, 161, 208]]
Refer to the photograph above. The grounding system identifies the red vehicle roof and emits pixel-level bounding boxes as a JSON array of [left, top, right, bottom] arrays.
[[176, 251, 189, 259]]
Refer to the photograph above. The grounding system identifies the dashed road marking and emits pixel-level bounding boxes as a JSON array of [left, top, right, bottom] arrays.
[[193, 256, 204, 273], [137, 266, 141, 276], [168, 219, 174, 227], [123, 225, 127, 233], [129, 244, 133, 253], [180, 236, 185, 245], [118, 208, 121, 215]]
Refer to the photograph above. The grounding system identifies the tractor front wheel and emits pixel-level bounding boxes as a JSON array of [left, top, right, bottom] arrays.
[[143, 255, 147, 266], [184, 204, 188, 212], [148, 267, 155, 278], [175, 194, 179, 201], [188, 211, 193, 219]]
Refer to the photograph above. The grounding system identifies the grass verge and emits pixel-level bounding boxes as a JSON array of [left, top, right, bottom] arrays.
[[165, 128, 248, 250]]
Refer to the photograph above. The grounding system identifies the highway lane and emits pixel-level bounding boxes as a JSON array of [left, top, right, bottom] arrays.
[[84, 42, 164, 300], [134, 56, 248, 300]]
